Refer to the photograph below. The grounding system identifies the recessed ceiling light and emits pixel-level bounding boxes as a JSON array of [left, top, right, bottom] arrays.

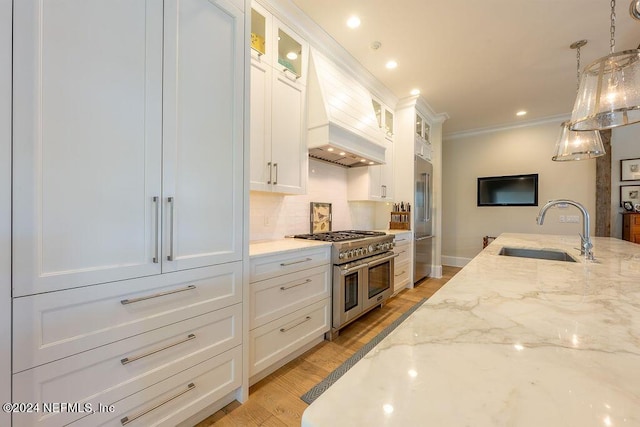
[[385, 60, 398, 69], [327, 147, 334, 152], [410, 89, 420, 95], [286, 51, 298, 60], [346, 16, 361, 29], [369, 161, 374, 165], [516, 110, 527, 116], [360, 159, 367, 163], [339, 152, 346, 156]]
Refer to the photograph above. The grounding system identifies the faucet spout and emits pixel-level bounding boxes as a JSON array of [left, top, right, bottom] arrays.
[[536, 199, 594, 260]]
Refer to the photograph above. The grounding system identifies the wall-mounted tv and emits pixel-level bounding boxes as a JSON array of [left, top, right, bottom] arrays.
[[477, 174, 538, 206]]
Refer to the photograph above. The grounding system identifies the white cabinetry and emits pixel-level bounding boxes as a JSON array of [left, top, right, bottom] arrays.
[[415, 111, 432, 161], [347, 98, 394, 201], [250, 1, 308, 194], [249, 246, 331, 383], [11, 0, 247, 425], [13, 0, 244, 297], [392, 232, 413, 294]]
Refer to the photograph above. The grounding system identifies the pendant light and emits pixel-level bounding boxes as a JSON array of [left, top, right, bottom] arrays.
[[552, 40, 605, 161], [570, 0, 640, 131]]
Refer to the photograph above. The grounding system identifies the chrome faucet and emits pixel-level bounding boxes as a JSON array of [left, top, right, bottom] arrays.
[[536, 199, 594, 260]]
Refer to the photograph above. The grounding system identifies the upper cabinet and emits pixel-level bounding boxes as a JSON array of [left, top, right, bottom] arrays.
[[372, 99, 394, 141], [12, 0, 245, 296], [250, 1, 308, 194], [415, 111, 432, 160], [347, 98, 394, 201]]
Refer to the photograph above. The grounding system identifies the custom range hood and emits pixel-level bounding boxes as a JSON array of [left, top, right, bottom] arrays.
[[307, 48, 386, 167]]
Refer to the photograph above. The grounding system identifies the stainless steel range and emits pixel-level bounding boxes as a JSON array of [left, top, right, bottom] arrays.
[[294, 230, 396, 339]]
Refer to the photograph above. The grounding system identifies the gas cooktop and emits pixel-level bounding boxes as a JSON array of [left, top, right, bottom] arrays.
[[293, 230, 386, 242]]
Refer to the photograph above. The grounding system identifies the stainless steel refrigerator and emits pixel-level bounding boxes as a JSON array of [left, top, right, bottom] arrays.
[[414, 155, 433, 283]]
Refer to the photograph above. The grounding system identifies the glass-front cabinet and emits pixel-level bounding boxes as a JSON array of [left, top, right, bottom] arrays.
[[277, 28, 302, 79], [371, 98, 394, 141], [250, 8, 267, 57], [416, 112, 430, 143]]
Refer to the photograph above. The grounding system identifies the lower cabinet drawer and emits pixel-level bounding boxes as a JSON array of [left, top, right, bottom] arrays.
[[394, 243, 411, 265], [13, 262, 242, 372], [67, 346, 242, 427], [250, 264, 330, 329], [249, 246, 330, 283], [394, 261, 410, 292], [12, 304, 241, 427], [250, 298, 330, 376]]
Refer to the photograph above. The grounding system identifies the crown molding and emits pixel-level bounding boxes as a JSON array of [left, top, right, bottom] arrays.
[[396, 95, 449, 123], [444, 113, 570, 141]]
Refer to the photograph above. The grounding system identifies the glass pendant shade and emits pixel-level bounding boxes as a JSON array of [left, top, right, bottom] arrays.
[[552, 121, 605, 161], [570, 49, 640, 131]]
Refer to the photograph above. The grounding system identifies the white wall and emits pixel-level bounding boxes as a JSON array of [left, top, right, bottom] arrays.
[[442, 119, 596, 265], [0, 0, 10, 421], [611, 126, 640, 238], [250, 159, 379, 240]]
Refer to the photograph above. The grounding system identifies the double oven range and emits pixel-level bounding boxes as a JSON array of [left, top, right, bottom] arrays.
[[294, 231, 396, 339]]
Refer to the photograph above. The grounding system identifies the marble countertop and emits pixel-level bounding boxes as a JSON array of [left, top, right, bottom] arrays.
[[249, 238, 331, 258], [302, 233, 640, 427]]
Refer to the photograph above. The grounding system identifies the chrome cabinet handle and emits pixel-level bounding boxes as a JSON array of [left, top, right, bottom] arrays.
[[280, 278, 312, 291], [280, 257, 312, 267], [120, 284, 196, 305], [280, 316, 311, 332], [121, 334, 196, 365], [395, 238, 407, 242], [273, 163, 278, 185], [167, 197, 175, 261], [267, 162, 272, 184], [153, 196, 160, 263], [395, 270, 406, 277], [282, 68, 300, 80], [381, 185, 387, 198], [120, 382, 196, 425]]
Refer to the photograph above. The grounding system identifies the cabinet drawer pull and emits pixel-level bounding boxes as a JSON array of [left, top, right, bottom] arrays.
[[167, 196, 175, 261], [280, 257, 312, 267], [152, 196, 160, 263], [120, 284, 196, 305], [395, 270, 406, 277], [267, 162, 272, 184], [120, 334, 196, 365], [282, 68, 300, 80], [280, 316, 311, 332], [395, 238, 407, 242], [120, 382, 196, 425], [280, 279, 312, 291], [273, 162, 278, 185]]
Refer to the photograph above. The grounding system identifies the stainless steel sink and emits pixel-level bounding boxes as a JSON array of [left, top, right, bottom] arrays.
[[498, 247, 577, 262]]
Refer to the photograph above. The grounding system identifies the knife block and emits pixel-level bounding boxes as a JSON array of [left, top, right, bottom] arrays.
[[389, 211, 410, 230]]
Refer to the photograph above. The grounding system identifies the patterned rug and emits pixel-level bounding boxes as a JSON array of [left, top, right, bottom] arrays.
[[300, 298, 428, 404]]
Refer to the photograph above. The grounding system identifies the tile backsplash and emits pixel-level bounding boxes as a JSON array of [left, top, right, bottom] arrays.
[[250, 159, 384, 241]]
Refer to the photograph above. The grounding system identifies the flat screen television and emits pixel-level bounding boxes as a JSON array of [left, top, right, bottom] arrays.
[[477, 174, 538, 206]]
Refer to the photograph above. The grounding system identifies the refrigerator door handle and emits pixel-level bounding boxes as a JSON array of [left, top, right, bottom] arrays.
[[415, 235, 433, 241]]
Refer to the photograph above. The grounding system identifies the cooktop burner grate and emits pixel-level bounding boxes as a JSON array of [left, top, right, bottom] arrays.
[[293, 230, 386, 242]]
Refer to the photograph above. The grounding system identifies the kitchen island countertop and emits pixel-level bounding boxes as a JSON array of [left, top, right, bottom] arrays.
[[302, 233, 640, 426]]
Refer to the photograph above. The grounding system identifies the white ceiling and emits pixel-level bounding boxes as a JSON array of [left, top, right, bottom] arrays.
[[290, 0, 640, 135]]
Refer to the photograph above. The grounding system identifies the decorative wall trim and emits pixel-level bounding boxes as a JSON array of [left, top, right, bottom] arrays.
[[441, 256, 471, 268], [444, 113, 570, 141]]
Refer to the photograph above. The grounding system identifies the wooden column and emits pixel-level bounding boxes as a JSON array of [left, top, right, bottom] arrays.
[[595, 129, 612, 237]]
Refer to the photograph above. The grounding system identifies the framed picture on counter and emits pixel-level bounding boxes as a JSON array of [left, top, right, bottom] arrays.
[[621, 158, 640, 181], [620, 185, 640, 207]]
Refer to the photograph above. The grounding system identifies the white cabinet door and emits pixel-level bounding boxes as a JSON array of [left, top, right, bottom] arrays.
[[162, 0, 244, 272], [249, 57, 273, 192], [13, 0, 164, 296], [271, 72, 307, 194]]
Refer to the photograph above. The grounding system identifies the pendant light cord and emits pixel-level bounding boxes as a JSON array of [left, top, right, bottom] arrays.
[[576, 45, 581, 92], [610, 0, 616, 54]]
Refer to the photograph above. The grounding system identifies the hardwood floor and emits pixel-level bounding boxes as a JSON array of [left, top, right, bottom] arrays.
[[197, 266, 461, 427]]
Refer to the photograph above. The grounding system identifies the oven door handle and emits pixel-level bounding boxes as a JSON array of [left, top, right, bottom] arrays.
[[367, 252, 399, 266], [340, 264, 368, 275]]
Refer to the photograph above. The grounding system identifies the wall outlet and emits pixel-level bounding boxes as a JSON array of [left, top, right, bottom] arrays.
[[566, 215, 580, 223], [559, 215, 566, 223]]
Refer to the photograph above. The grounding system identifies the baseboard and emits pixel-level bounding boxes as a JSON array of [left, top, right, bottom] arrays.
[[176, 390, 237, 427], [442, 256, 472, 268], [430, 264, 443, 278]]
